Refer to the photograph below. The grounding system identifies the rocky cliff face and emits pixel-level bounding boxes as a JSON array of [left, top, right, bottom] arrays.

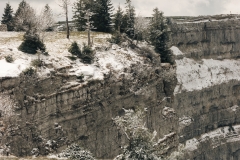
[[0, 61, 177, 158], [171, 19, 240, 60], [169, 19, 240, 159], [0, 19, 240, 159]]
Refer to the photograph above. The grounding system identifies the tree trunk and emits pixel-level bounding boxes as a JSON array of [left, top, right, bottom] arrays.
[[87, 16, 91, 46], [118, 25, 120, 33], [66, 5, 69, 39], [88, 29, 91, 46]]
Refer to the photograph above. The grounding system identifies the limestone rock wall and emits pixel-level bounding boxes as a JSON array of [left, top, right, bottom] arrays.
[[0, 64, 178, 159], [170, 19, 240, 159], [170, 20, 240, 60], [1, 19, 240, 159]]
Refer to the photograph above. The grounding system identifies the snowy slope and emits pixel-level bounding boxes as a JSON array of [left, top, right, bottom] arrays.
[[0, 32, 144, 82], [171, 46, 240, 93]]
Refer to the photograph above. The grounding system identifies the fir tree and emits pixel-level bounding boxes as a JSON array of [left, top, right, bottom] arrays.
[[93, 0, 113, 33], [72, 0, 86, 31], [18, 29, 46, 54], [41, 4, 55, 31], [14, 0, 36, 31], [68, 41, 81, 56], [1, 3, 14, 31], [148, 8, 170, 63], [113, 5, 124, 33], [125, 0, 135, 38], [36, 4, 55, 42]]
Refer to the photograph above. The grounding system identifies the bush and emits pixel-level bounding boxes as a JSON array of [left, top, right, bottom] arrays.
[[66, 56, 77, 61], [18, 30, 46, 54], [76, 74, 84, 80], [59, 143, 95, 160], [108, 32, 122, 44], [68, 41, 81, 56], [113, 107, 161, 160], [5, 55, 13, 63], [139, 46, 159, 62], [31, 59, 43, 67], [82, 43, 93, 55], [81, 43, 94, 64], [22, 67, 36, 76]]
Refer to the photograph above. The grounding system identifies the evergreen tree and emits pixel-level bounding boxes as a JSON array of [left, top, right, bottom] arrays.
[[41, 4, 55, 31], [125, 0, 135, 38], [18, 29, 46, 54], [36, 4, 55, 42], [148, 8, 170, 63], [1, 3, 14, 31], [113, 5, 124, 33], [72, 0, 86, 31], [92, 0, 113, 33], [14, 0, 36, 31]]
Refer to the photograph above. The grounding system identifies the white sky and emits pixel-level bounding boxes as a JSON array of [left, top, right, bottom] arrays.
[[0, 0, 240, 22]]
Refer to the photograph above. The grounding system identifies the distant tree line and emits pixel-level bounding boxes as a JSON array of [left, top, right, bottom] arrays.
[[1, 0, 171, 62]]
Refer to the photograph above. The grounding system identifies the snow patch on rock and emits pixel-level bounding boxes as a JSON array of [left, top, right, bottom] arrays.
[[0, 59, 31, 77], [172, 47, 240, 93]]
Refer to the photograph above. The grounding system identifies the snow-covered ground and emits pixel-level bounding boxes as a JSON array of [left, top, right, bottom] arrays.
[[0, 32, 144, 81], [171, 46, 240, 94]]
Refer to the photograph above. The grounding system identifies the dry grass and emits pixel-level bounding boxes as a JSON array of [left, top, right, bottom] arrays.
[[0, 156, 58, 160], [0, 32, 23, 45]]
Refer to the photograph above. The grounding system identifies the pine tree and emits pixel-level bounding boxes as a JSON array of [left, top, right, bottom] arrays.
[[18, 29, 46, 54], [125, 0, 135, 38], [72, 0, 86, 31], [93, 0, 113, 33], [148, 8, 170, 63], [14, 0, 36, 31], [134, 15, 148, 44], [36, 4, 55, 42], [41, 4, 55, 31], [113, 5, 124, 33], [1, 3, 14, 31]]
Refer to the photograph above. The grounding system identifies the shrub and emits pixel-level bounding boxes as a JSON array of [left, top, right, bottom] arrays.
[[113, 107, 161, 160], [139, 46, 159, 62], [81, 43, 94, 64], [22, 67, 36, 76], [66, 56, 77, 61], [18, 30, 46, 54], [5, 55, 13, 63], [68, 41, 81, 56], [108, 32, 122, 44], [82, 43, 93, 55], [59, 143, 95, 160], [31, 59, 43, 67], [76, 74, 84, 80]]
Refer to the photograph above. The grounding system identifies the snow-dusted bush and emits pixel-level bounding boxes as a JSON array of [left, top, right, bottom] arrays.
[[108, 32, 122, 44], [81, 43, 94, 64], [113, 107, 161, 160], [68, 41, 81, 56], [18, 30, 46, 54], [5, 55, 13, 63], [22, 67, 36, 76], [139, 46, 159, 62], [31, 59, 44, 67], [59, 143, 95, 160]]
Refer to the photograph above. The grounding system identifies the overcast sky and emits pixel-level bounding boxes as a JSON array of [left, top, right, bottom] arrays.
[[0, 0, 240, 22]]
